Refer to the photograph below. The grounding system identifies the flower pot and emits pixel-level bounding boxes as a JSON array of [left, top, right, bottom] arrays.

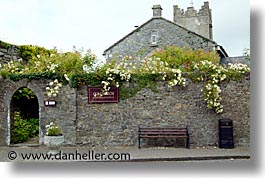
[[44, 135, 64, 147]]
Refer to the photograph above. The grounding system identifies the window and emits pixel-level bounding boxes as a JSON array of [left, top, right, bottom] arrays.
[[151, 31, 158, 45]]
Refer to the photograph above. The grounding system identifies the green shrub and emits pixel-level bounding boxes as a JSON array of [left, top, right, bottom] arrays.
[[1, 46, 98, 83], [12, 87, 36, 100], [152, 46, 219, 71], [27, 118, 39, 138], [0, 40, 12, 49], [12, 113, 30, 143], [19, 45, 55, 62], [11, 112, 39, 144]]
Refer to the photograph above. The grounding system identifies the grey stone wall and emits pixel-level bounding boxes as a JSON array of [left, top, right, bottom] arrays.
[[0, 42, 20, 64], [0, 77, 250, 148], [76, 77, 250, 148], [104, 17, 216, 60], [40, 84, 77, 145]]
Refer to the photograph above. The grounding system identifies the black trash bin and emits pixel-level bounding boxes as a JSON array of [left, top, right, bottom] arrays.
[[219, 118, 234, 149]]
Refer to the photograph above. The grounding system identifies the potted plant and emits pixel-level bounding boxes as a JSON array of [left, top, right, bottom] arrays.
[[43, 122, 64, 147]]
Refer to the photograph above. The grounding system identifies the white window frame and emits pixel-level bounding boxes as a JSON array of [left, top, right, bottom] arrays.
[[151, 31, 158, 45]]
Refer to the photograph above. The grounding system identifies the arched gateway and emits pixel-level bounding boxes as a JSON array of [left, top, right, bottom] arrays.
[[0, 80, 45, 146]]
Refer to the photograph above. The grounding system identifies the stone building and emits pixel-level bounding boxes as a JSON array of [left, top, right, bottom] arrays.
[[103, 2, 228, 61], [0, 41, 20, 64], [173, 2, 213, 40]]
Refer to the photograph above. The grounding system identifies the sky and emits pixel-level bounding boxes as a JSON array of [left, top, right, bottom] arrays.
[[0, 0, 250, 60]]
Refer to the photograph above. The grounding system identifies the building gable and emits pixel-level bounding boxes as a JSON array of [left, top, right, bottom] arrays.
[[103, 17, 217, 60]]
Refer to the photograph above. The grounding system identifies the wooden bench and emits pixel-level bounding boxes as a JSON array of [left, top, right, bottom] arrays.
[[138, 127, 190, 149]]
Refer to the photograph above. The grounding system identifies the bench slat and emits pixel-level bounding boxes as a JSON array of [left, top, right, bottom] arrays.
[[140, 133, 187, 135], [138, 126, 190, 149], [140, 128, 187, 130], [140, 131, 186, 132], [140, 136, 188, 138], [140, 131, 187, 133]]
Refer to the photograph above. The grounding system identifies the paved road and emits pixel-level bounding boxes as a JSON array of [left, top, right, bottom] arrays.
[[0, 146, 250, 162]]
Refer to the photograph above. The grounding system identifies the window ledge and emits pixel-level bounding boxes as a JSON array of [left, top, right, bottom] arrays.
[[150, 44, 158, 47]]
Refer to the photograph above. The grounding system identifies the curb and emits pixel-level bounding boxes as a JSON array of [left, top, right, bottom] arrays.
[[129, 155, 250, 162]]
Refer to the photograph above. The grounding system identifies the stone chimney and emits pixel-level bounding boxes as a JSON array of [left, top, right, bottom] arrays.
[[152, 5, 162, 17]]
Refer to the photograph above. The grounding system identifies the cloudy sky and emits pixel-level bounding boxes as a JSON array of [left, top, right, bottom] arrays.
[[0, 0, 249, 60]]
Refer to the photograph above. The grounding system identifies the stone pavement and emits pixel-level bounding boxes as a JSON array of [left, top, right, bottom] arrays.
[[0, 146, 250, 162]]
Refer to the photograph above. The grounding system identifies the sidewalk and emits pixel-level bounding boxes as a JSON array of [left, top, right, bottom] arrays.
[[0, 146, 250, 162], [127, 147, 250, 162]]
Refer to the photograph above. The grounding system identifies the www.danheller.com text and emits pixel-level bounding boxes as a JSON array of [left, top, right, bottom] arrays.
[[7, 150, 131, 161]]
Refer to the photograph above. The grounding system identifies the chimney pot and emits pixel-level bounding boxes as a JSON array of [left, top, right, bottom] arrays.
[[152, 5, 162, 17]]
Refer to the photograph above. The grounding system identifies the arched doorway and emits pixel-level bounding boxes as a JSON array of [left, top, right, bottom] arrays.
[[9, 87, 39, 145]]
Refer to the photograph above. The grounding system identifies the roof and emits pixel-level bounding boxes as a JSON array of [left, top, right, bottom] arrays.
[[215, 45, 229, 58], [220, 56, 250, 65], [103, 16, 219, 55]]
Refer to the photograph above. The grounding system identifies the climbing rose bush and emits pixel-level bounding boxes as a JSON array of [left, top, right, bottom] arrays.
[[46, 79, 63, 98], [227, 63, 250, 74], [193, 60, 250, 113], [93, 56, 186, 94]]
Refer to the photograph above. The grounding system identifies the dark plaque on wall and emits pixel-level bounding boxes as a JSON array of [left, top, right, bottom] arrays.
[[87, 87, 119, 103]]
